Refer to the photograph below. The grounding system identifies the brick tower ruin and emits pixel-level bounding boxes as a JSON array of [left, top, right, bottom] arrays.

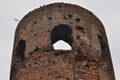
[[10, 3, 115, 80]]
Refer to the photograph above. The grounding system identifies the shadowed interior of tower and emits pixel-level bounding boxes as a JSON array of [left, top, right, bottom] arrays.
[[51, 24, 73, 50]]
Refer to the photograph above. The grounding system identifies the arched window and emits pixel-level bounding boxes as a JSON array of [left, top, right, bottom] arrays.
[[51, 24, 73, 50]]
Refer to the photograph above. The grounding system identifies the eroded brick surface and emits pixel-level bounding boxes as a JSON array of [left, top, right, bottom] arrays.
[[10, 3, 115, 80]]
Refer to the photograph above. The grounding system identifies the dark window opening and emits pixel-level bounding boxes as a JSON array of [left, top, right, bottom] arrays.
[[51, 24, 73, 50], [16, 39, 26, 60]]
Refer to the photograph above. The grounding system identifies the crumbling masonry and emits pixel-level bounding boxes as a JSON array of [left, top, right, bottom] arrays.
[[10, 3, 115, 80]]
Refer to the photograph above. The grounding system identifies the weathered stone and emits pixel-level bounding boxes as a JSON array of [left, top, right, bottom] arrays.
[[10, 3, 115, 80]]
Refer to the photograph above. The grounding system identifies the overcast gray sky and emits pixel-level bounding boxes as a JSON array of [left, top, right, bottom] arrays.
[[0, 0, 120, 80]]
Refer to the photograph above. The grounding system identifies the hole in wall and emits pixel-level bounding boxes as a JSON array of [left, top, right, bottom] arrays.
[[77, 35, 80, 39], [34, 33, 37, 37], [48, 17, 52, 20], [53, 40, 72, 50], [51, 24, 73, 46], [76, 18, 81, 22], [89, 45, 92, 47], [76, 26, 85, 31], [68, 14, 72, 18], [34, 21, 37, 24], [41, 8, 44, 11], [51, 24, 72, 45], [16, 39, 26, 60], [58, 5, 61, 8]]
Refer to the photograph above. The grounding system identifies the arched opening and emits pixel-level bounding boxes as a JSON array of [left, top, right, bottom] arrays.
[[51, 24, 73, 50], [53, 40, 72, 50]]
